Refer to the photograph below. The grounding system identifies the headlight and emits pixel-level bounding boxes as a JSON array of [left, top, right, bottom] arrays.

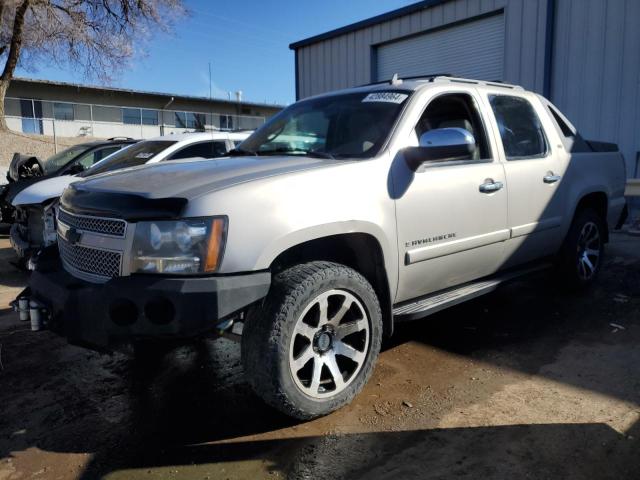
[[130, 217, 227, 275]]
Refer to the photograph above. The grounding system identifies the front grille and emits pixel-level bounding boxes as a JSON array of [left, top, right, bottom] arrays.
[[59, 237, 122, 278], [57, 208, 126, 237]]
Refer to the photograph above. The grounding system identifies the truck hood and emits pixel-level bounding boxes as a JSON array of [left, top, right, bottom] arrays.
[[73, 156, 342, 200], [12, 175, 77, 206]]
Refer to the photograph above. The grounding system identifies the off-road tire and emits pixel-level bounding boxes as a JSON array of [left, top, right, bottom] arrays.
[[241, 261, 382, 420], [557, 208, 606, 289]]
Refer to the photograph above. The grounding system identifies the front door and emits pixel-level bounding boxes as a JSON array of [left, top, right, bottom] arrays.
[[392, 89, 508, 303]]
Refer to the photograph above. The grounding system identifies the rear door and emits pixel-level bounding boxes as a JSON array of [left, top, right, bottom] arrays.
[[481, 91, 568, 268], [392, 87, 508, 303]]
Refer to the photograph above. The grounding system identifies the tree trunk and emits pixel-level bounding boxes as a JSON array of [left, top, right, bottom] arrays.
[[0, 0, 31, 131], [0, 80, 8, 131]]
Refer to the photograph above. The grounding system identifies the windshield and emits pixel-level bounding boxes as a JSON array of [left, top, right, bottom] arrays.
[[240, 91, 412, 159], [43, 144, 92, 174], [80, 140, 177, 177]]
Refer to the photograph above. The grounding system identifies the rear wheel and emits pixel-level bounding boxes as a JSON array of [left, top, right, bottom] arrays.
[[241, 261, 382, 419], [557, 208, 605, 289]]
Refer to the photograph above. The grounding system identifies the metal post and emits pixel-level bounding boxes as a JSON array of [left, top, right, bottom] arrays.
[[30, 98, 36, 134], [52, 118, 57, 154], [89, 104, 94, 137]]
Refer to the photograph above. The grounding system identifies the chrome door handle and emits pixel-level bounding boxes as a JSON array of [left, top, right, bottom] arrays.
[[479, 181, 504, 193], [544, 174, 561, 184]]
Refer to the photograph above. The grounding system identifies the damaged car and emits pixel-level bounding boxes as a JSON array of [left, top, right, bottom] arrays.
[[0, 137, 137, 224], [9, 131, 251, 266]]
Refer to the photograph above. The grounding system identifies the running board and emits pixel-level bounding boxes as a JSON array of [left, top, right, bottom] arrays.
[[393, 263, 553, 321]]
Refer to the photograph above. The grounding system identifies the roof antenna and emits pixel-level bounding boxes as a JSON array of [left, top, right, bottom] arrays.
[[390, 73, 403, 86]]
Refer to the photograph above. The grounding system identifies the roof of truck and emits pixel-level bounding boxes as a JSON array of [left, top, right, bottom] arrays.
[[309, 75, 527, 100]]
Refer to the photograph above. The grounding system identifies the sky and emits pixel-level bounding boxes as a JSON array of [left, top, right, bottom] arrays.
[[15, 0, 416, 107]]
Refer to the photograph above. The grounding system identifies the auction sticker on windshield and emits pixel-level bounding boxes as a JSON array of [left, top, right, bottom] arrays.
[[362, 92, 408, 104]]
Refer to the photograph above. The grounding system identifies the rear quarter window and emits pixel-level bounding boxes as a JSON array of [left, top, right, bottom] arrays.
[[548, 105, 575, 138]]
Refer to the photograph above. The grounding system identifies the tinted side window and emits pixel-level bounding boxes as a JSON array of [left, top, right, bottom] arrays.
[[169, 141, 228, 160], [75, 146, 121, 169], [212, 141, 229, 157], [489, 95, 548, 160], [95, 146, 121, 162], [548, 105, 574, 138]]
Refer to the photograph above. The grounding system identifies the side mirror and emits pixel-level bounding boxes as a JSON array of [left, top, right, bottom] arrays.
[[404, 127, 475, 172]]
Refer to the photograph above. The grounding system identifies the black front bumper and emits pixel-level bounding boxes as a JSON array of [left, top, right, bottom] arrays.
[[27, 265, 271, 351], [9, 222, 30, 258], [0, 187, 14, 224]]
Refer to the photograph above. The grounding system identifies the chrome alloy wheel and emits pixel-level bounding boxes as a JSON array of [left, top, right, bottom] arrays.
[[577, 221, 601, 281], [289, 289, 370, 399]]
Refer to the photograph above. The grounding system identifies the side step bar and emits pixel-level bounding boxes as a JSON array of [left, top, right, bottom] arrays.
[[393, 263, 553, 321]]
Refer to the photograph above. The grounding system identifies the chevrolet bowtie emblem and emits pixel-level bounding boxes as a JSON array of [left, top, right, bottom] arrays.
[[65, 227, 82, 245]]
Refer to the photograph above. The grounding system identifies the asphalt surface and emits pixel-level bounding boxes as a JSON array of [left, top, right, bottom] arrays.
[[0, 226, 638, 479]]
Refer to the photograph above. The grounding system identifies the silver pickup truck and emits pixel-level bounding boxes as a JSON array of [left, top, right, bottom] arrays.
[[18, 75, 627, 419]]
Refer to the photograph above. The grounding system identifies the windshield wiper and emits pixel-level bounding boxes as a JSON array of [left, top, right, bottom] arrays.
[[228, 147, 258, 156], [257, 148, 335, 159]]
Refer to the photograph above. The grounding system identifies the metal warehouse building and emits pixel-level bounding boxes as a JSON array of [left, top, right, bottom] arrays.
[[290, 0, 640, 177]]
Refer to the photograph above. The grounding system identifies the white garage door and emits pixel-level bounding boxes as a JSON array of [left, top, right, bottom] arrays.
[[376, 14, 505, 82]]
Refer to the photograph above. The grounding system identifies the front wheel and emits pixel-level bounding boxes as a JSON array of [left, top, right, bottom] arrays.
[[557, 208, 606, 289], [241, 261, 382, 419]]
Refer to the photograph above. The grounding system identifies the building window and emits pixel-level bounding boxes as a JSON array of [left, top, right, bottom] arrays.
[[53, 102, 74, 121], [123, 108, 141, 125], [174, 111, 187, 128], [141, 109, 159, 126], [186, 112, 206, 130], [20, 99, 43, 134], [220, 114, 233, 130]]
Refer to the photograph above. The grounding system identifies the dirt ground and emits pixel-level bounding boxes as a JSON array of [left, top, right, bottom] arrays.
[[0, 226, 638, 480]]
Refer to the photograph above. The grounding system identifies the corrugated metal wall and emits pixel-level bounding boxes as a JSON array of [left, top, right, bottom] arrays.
[[552, 0, 640, 175], [295, 0, 551, 99], [376, 13, 505, 82], [294, 0, 638, 173]]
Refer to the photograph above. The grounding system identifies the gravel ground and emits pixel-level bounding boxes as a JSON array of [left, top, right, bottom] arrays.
[[0, 226, 638, 480]]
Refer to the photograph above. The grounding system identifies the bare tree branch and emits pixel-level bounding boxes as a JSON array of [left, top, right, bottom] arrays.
[[1, 0, 31, 82], [0, 0, 186, 130]]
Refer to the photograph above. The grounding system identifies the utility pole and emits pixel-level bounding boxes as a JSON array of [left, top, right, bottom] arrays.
[[209, 62, 213, 101], [209, 61, 214, 133]]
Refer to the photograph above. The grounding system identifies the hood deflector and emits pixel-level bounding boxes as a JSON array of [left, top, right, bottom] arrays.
[[61, 183, 187, 221]]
